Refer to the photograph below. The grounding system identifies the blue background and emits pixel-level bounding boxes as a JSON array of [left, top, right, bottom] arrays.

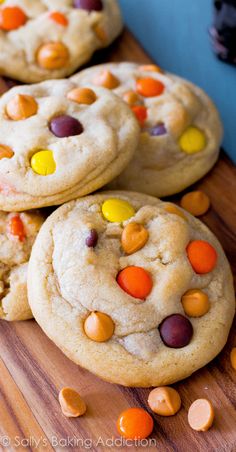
[[119, 0, 236, 163]]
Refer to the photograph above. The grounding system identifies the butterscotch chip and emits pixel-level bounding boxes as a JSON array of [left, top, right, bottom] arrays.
[[93, 24, 108, 44], [122, 91, 140, 106], [230, 347, 236, 370], [121, 222, 149, 255], [165, 203, 186, 220], [181, 289, 210, 317], [67, 87, 97, 105], [180, 191, 210, 217], [148, 387, 181, 416], [188, 399, 214, 431], [93, 70, 120, 89], [59, 387, 86, 417], [0, 144, 14, 159], [37, 42, 69, 70], [6, 94, 38, 120]]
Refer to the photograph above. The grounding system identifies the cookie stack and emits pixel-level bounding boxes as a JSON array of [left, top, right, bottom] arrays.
[[0, 0, 234, 388]]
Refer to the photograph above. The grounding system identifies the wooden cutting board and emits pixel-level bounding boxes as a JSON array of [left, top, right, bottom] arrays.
[[0, 29, 235, 452]]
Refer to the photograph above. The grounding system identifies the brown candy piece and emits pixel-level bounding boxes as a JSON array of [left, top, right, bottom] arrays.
[[37, 42, 69, 70], [181, 289, 210, 317], [121, 222, 149, 255], [188, 399, 214, 431], [93, 70, 120, 89], [59, 387, 86, 417], [67, 87, 96, 105], [0, 144, 14, 159], [6, 94, 38, 120], [148, 387, 181, 416]]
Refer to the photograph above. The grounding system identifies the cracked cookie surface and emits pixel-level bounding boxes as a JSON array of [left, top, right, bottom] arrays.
[[28, 191, 235, 386], [0, 80, 139, 211], [0, 0, 122, 83], [71, 63, 223, 197], [0, 210, 44, 321]]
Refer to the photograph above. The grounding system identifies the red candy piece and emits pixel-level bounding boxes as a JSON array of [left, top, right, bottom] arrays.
[[9, 215, 25, 242], [131, 105, 147, 126], [136, 78, 165, 97], [117, 266, 153, 299], [187, 240, 217, 274]]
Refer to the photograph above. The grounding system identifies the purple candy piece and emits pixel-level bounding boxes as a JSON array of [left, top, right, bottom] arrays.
[[86, 229, 98, 248], [159, 313, 193, 348], [150, 124, 167, 136], [49, 115, 83, 138], [73, 0, 103, 11]]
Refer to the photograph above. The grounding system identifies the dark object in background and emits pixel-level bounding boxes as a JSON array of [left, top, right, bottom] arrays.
[[210, 0, 236, 65]]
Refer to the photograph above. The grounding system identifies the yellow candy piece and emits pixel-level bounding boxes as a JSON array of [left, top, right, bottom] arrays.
[[31, 149, 56, 175], [179, 126, 206, 154], [102, 198, 135, 223]]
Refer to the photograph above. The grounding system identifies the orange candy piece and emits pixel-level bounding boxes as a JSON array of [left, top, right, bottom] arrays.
[[49, 12, 68, 26], [0, 6, 27, 31], [117, 266, 152, 299], [187, 240, 217, 274], [180, 191, 210, 217], [131, 105, 147, 126], [188, 399, 214, 431], [136, 78, 165, 97], [181, 289, 210, 317], [117, 407, 154, 440], [9, 215, 25, 242]]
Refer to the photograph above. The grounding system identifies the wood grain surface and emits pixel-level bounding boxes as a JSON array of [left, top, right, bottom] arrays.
[[0, 29, 235, 452]]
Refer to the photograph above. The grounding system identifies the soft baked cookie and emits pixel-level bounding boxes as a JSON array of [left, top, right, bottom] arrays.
[[0, 80, 139, 211], [0, 0, 122, 83], [0, 210, 44, 321], [27, 191, 235, 387], [71, 63, 223, 197]]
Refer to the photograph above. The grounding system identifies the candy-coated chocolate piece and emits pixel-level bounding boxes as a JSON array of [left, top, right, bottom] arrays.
[[49, 115, 83, 138], [49, 12, 68, 26], [6, 94, 38, 121], [93, 70, 119, 89], [150, 123, 167, 136], [131, 105, 147, 126], [102, 198, 135, 223], [188, 399, 214, 431], [180, 190, 210, 216], [121, 222, 149, 255], [181, 289, 210, 317], [59, 387, 86, 417], [179, 126, 206, 154], [148, 387, 181, 416], [37, 42, 69, 70], [0, 144, 14, 160], [31, 150, 56, 176], [164, 203, 186, 220], [67, 87, 96, 104], [84, 311, 114, 342], [9, 215, 25, 242], [187, 240, 217, 274], [117, 407, 154, 440], [0, 6, 27, 31], [139, 64, 162, 73], [85, 229, 98, 248], [230, 347, 236, 370], [159, 314, 193, 348], [122, 90, 140, 106], [136, 77, 165, 97], [117, 266, 153, 300], [73, 0, 103, 11]]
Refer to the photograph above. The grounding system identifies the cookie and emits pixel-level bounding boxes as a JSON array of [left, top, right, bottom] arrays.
[[0, 80, 139, 211], [71, 63, 223, 197], [0, 0, 122, 83], [27, 191, 235, 387], [0, 210, 44, 321]]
